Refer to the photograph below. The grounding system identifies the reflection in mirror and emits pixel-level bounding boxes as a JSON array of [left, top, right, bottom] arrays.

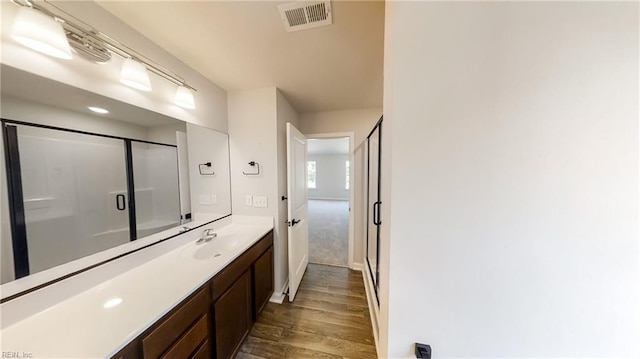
[[9, 124, 133, 277], [0, 65, 231, 288], [187, 123, 232, 220], [131, 141, 181, 238]]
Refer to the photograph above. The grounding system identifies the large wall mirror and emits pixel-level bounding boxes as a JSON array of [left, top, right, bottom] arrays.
[[0, 65, 231, 295]]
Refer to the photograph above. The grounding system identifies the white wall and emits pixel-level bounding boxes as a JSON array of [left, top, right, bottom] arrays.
[[228, 88, 278, 218], [308, 154, 349, 200], [228, 87, 299, 299], [0, 1, 227, 132], [299, 108, 381, 269], [381, 2, 640, 358], [228, 88, 280, 290]]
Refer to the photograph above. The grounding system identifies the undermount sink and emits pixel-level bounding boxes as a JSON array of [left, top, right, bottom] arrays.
[[193, 243, 222, 260], [179, 239, 224, 260], [179, 225, 255, 260]]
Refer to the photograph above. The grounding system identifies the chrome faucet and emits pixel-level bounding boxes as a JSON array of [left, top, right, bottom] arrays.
[[196, 228, 217, 244]]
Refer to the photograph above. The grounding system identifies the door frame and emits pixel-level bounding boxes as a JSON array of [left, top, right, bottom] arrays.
[[305, 132, 356, 270]]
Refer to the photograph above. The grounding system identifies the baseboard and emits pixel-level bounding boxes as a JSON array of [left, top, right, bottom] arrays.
[[308, 197, 349, 201], [269, 278, 288, 304], [362, 266, 381, 357], [269, 292, 285, 304], [350, 262, 363, 271]]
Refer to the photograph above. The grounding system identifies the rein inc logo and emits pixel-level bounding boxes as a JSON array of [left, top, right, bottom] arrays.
[[2, 352, 33, 358]]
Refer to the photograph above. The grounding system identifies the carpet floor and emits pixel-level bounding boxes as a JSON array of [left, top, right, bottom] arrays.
[[308, 199, 349, 267]]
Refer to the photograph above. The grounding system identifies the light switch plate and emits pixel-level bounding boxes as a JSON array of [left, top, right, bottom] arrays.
[[253, 196, 268, 208], [245, 195, 253, 206]]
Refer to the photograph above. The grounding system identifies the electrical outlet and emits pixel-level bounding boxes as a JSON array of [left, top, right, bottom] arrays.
[[245, 195, 253, 206], [253, 196, 268, 208]]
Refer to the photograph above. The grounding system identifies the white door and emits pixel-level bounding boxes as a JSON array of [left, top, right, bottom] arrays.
[[286, 122, 309, 301]]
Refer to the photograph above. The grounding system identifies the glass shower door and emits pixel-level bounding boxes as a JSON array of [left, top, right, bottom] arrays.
[[131, 141, 181, 239], [366, 117, 382, 304], [9, 124, 130, 276]]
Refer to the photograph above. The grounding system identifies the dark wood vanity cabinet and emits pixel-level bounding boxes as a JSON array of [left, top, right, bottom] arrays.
[[142, 287, 209, 359], [111, 230, 273, 359]]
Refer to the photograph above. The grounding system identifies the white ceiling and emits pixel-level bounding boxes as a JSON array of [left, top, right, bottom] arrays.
[[96, 0, 384, 113], [307, 137, 349, 155]]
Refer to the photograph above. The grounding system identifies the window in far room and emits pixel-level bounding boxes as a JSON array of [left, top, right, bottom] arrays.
[[345, 160, 350, 190], [308, 160, 317, 189]]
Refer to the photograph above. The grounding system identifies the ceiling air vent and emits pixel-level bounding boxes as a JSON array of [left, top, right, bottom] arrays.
[[278, 1, 332, 32]]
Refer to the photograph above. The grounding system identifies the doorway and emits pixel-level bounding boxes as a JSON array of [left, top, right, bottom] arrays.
[[306, 134, 354, 268]]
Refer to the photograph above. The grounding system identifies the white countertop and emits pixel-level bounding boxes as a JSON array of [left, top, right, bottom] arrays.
[[0, 215, 273, 358]]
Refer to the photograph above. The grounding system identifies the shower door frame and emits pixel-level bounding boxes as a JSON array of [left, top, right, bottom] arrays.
[[365, 116, 383, 306]]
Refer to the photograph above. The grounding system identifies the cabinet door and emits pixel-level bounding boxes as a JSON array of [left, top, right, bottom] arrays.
[[213, 270, 252, 359], [253, 246, 274, 319]]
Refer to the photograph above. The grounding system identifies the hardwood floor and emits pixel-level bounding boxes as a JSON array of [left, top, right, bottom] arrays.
[[238, 264, 377, 359]]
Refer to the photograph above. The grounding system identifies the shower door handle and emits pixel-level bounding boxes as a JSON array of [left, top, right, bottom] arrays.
[[116, 194, 126, 211], [373, 201, 382, 226]]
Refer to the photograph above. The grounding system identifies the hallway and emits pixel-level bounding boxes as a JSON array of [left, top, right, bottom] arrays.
[[238, 264, 376, 359]]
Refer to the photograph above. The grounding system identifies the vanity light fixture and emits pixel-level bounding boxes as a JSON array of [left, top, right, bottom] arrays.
[[10, 6, 72, 60], [9, 0, 198, 107], [120, 58, 152, 92], [175, 85, 196, 109], [87, 106, 109, 114]]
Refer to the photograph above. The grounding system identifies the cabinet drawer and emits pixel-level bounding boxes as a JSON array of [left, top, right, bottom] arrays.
[[211, 231, 273, 299], [112, 341, 140, 359], [192, 340, 210, 359], [160, 315, 208, 359], [142, 288, 208, 358]]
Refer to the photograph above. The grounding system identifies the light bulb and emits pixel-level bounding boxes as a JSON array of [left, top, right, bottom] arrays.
[[175, 85, 195, 109], [120, 58, 151, 91], [10, 7, 72, 60]]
